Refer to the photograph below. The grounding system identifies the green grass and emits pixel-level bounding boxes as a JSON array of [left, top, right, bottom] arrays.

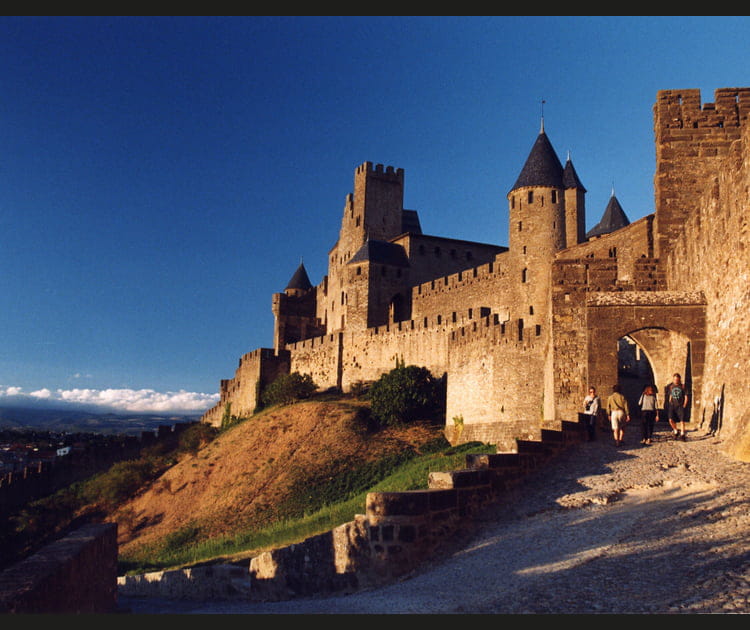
[[117, 439, 495, 574]]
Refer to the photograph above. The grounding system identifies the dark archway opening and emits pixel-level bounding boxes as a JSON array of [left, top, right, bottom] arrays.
[[618, 336, 656, 417]]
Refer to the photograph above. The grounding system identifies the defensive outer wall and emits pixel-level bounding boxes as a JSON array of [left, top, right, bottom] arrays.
[[202, 88, 750, 461]]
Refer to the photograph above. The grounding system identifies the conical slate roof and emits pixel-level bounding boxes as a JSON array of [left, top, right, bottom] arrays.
[[348, 239, 409, 267], [562, 156, 586, 191], [511, 129, 564, 191], [586, 194, 630, 239], [285, 262, 313, 291]]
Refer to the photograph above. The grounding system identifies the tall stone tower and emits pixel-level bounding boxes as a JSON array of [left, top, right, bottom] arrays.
[[507, 121, 580, 421], [653, 88, 750, 261], [321, 163, 406, 333], [507, 121, 568, 320]]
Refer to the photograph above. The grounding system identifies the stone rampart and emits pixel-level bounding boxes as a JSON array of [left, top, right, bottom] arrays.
[[202, 348, 290, 426], [287, 332, 342, 391], [445, 312, 547, 450], [0, 522, 118, 613], [409, 256, 509, 322], [661, 102, 750, 459]]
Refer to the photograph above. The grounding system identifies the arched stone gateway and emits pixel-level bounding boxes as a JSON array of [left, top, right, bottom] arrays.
[[584, 291, 706, 423]]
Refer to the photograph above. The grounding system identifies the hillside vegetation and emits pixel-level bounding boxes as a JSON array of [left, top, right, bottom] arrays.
[[112, 396, 489, 572]]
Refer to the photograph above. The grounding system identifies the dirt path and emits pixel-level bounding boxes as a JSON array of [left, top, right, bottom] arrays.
[[119, 423, 750, 614]]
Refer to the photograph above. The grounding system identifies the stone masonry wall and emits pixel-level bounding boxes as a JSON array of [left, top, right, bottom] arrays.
[[288, 333, 342, 391], [0, 523, 118, 613], [661, 97, 750, 460], [556, 215, 655, 284], [446, 314, 547, 450], [203, 348, 290, 427]]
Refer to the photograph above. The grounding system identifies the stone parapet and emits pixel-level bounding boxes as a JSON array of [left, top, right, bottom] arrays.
[[0, 523, 118, 614]]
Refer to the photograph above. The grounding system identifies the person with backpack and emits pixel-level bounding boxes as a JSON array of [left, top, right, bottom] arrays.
[[606, 383, 630, 447], [665, 373, 689, 441], [638, 384, 659, 445]]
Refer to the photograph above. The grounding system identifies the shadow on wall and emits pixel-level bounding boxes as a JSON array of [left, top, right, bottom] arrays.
[[705, 384, 725, 437]]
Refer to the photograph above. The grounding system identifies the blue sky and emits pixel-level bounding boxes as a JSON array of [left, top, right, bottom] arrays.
[[0, 16, 748, 415]]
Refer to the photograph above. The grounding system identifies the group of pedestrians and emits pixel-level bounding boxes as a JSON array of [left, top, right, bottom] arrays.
[[582, 373, 690, 447]]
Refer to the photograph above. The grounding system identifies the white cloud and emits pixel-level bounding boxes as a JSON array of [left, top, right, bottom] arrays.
[[0, 385, 219, 415]]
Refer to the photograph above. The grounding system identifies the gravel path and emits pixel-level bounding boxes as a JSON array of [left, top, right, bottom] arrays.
[[119, 423, 750, 614]]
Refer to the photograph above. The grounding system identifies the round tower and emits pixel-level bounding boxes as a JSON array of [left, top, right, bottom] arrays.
[[506, 120, 568, 424], [507, 120, 567, 317]]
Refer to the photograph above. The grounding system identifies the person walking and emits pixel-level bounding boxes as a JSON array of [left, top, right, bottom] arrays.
[[606, 383, 630, 447], [582, 386, 600, 441], [638, 384, 659, 445], [665, 373, 689, 440]]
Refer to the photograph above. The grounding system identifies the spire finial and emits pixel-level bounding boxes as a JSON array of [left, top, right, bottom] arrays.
[[611, 181, 616, 197], [540, 99, 546, 133]]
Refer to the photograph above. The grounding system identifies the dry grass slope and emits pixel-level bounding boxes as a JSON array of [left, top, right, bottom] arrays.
[[114, 399, 444, 559]]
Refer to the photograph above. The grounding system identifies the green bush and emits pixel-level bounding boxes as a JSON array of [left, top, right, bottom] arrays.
[[261, 372, 317, 407], [366, 363, 446, 428], [179, 423, 218, 454], [81, 458, 160, 509]]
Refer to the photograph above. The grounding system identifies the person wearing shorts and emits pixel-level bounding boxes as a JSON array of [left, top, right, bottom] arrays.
[[665, 373, 689, 440], [606, 383, 631, 447]]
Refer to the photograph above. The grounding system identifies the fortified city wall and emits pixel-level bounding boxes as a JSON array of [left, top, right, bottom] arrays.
[[201, 88, 750, 463], [656, 88, 750, 460]]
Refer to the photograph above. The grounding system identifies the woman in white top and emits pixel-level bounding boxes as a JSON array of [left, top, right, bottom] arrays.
[[582, 386, 600, 441], [638, 384, 659, 445]]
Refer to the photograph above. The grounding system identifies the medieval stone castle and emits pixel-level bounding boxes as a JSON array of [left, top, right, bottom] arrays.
[[202, 88, 750, 462]]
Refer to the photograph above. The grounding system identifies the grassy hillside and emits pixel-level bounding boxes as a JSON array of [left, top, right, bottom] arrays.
[[111, 397, 493, 573]]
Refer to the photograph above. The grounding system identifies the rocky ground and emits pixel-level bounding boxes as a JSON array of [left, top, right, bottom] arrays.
[[120, 420, 750, 614]]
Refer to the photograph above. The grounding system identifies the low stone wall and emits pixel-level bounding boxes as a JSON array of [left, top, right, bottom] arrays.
[[0, 522, 118, 614], [118, 419, 586, 602]]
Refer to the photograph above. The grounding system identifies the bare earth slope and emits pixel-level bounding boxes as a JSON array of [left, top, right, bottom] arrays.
[[114, 400, 442, 559]]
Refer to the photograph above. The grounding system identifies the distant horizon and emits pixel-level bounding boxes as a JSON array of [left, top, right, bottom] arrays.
[[0, 386, 217, 416]]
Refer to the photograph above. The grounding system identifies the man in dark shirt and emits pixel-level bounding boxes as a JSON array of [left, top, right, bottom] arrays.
[[665, 373, 689, 441]]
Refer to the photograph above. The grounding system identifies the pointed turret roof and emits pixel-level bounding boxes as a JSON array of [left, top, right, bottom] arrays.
[[285, 262, 313, 291], [511, 126, 564, 192], [562, 154, 586, 191], [585, 193, 630, 239]]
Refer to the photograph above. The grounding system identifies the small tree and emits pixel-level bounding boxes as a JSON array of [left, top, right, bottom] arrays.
[[367, 363, 445, 428], [261, 371, 317, 407]]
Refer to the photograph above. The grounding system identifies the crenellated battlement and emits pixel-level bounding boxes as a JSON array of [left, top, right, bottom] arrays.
[[656, 88, 750, 131], [355, 161, 404, 182], [412, 259, 503, 300]]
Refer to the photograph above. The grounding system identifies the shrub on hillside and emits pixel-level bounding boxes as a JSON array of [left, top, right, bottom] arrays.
[[260, 371, 317, 407], [366, 362, 446, 428], [179, 422, 218, 453], [81, 458, 162, 510]]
